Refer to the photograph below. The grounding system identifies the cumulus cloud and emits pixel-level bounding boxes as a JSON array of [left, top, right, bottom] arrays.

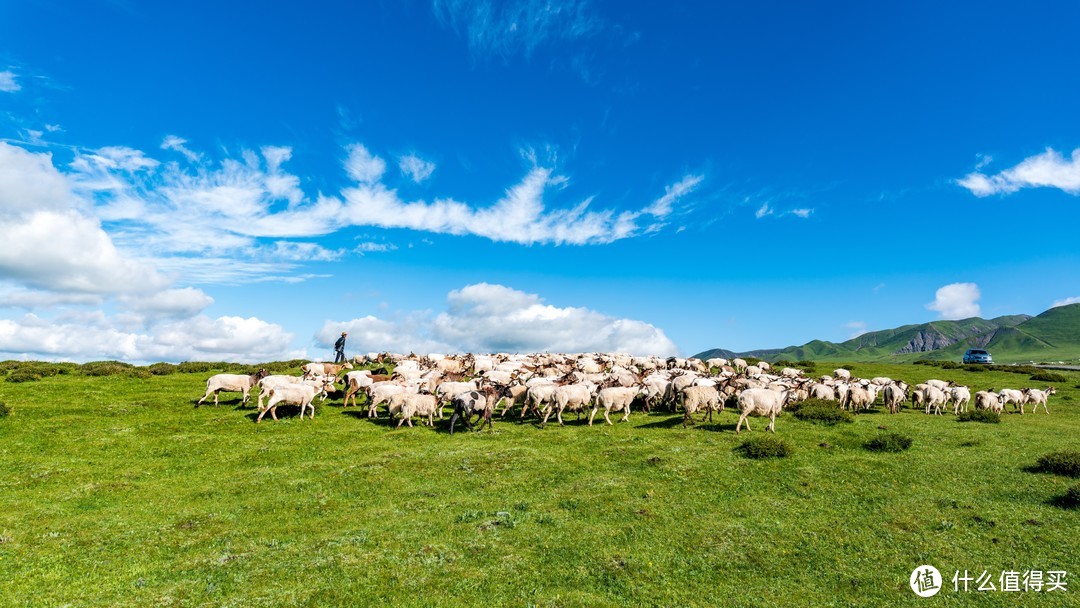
[[0, 70, 18, 92], [399, 154, 435, 183], [0, 143, 167, 294], [433, 283, 678, 355], [958, 148, 1080, 196], [926, 282, 981, 320], [315, 283, 677, 356], [1052, 296, 1080, 308], [118, 287, 214, 319]]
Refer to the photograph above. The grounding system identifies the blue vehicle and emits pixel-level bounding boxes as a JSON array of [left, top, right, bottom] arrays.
[[963, 349, 993, 364]]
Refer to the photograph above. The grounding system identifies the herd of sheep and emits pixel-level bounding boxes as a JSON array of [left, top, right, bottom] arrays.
[[195, 352, 1059, 431]]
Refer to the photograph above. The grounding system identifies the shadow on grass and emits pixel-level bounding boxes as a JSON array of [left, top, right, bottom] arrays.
[[635, 415, 686, 429]]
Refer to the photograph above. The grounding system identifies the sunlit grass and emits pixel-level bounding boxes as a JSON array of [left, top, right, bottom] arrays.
[[0, 363, 1077, 606]]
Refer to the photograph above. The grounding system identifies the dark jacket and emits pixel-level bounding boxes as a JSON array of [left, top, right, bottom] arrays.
[[334, 335, 347, 351]]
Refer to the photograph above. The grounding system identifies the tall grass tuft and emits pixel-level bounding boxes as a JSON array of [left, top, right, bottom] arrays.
[[0, 401, 9, 418]]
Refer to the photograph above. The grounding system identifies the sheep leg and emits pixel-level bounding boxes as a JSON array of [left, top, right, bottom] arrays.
[[605, 409, 614, 426], [587, 406, 598, 426], [768, 412, 776, 433], [619, 407, 630, 423], [540, 407, 552, 428], [557, 408, 565, 426]]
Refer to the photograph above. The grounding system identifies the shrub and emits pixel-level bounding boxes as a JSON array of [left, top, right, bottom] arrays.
[[1033, 450, 1080, 478], [6, 369, 42, 383], [176, 361, 216, 374], [261, 359, 310, 373], [146, 362, 177, 376], [865, 432, 913, 453], [736, 435, 793, 459], [1030, 371, 1067, 383], [0, 402, 9, 417], [956, 409, 1001, 423], [1054, 483, 1080, 509], [962, 364, 990, 373], [80, 361, 134, 376], [940, 361, 962, 370], [794, 403, 853, 425]]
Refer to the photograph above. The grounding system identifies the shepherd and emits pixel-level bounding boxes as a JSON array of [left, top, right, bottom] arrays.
[[334, 331, 347, 363]]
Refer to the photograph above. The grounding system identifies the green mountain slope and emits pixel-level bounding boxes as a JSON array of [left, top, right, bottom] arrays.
[[693, 305, 1080, 363]]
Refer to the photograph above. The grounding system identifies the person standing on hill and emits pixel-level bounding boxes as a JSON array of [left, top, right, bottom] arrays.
[[334, 332, 347, 363]]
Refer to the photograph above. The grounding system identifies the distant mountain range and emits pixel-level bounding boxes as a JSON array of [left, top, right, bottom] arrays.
[[694, 303, 1080, 364]]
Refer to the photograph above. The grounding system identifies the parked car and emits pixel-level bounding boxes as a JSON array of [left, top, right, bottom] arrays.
[[963, 349, 993, 364]]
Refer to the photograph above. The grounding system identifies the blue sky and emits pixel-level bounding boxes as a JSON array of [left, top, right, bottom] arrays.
[[1, 1, 1079, 362]]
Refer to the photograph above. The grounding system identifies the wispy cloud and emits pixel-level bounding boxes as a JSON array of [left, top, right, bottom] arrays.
[[356, 241, 398, 254], [755, 202, 773, 219], [958, 147, 1080, 196], [433, 0, 605, 59], [0, 70, 19, 93], [1052, 296, 1080, 308], [161, 135, 202, 163], [926, 282, 981, 320], [642, 174, 703, 218], [399, 154, 435, 183], [790, 208, 813, 218], [844, 321, 868, 339]]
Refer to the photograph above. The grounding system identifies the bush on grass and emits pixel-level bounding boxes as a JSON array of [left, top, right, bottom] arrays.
[[0, 402, 9, 417], [6, 369, 42, 383], [1032, 450, 1080, 478], [1030, 371, 1068, 383], [1053, 484, 1080, 509], [146, 363, 177, 375], [736, 435, 793, 459], [793, 402, 853, 425], [956, 409, 1001, 423], [865, 432, 913, 453]]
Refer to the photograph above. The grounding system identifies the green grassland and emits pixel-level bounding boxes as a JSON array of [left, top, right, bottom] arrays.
[[1, 362, 1078, 607]]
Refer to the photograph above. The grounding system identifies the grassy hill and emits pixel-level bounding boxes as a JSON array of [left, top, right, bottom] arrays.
[[0, 362, 1077, 606], [695, 305, 1080, 364]]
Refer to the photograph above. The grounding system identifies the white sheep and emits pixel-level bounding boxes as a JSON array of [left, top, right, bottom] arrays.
[[924, 379, 952, 391], [542, 382, 597, 427], [949, 386, 971, 414], [833, 368, 851, 381], [974, 390, 1001, 413], [1023, 386, 1056, 414], [256, 381, 330, 423], [882, 383, 907, 414], [681, 385, 723, 428], [998, 388, 1028, 414], [197, 369, 268, 407], [735, 388, 792, 433], [397, 393, 440, 428], [301, 361, 352, 379], [588, 386, 642, 426]]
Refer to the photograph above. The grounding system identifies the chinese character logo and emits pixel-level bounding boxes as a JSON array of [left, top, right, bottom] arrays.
[[911, 565, 943, 597]]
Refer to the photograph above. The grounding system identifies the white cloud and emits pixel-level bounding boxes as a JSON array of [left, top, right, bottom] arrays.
[[118, 287, 214, 319], [1052, 296, 1080, 308], [0, 143, 167, 294], [0, 71, 19, 92], [269, 241, 344, 262], [642, 174, 703, 218], [844, 321, 868, 339], [0, 312, 299, 363], [86, 146, 160, 172], [790, 208, 813, 218], [926, 282, 981, 320], [399, 154, 435, 183], [755, 202, 773, 219], [959, 147, 1080, 197], [345, 143, 386, 184], [356, 242, 398, 254], [433, 0, 604, 59], [315, 283, 678, 356], [432, 283, 677, 355], [161, 135, 202, 163]]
